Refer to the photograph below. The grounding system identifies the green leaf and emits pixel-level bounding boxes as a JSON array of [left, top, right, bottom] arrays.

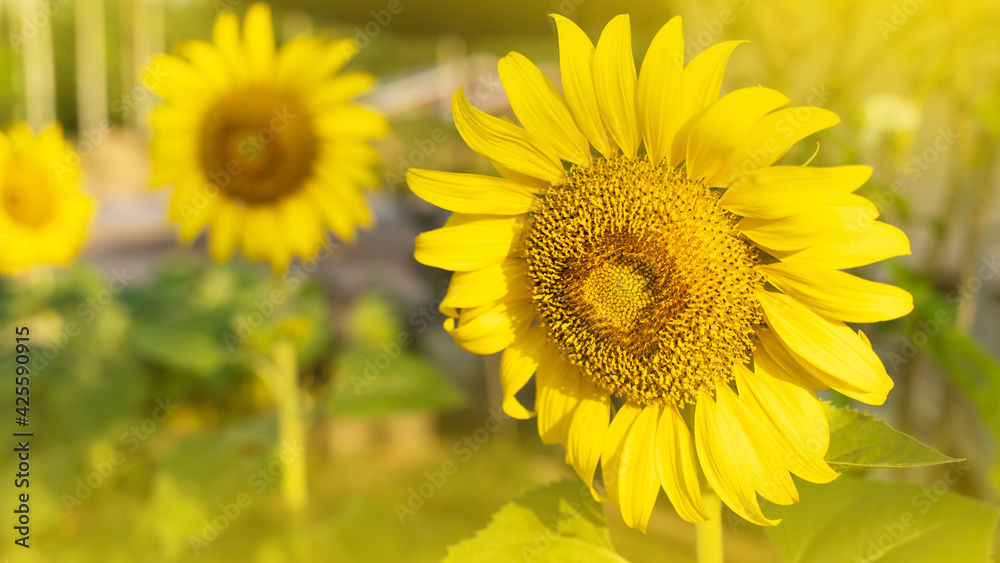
[[767, 478, 1000, 563], [824, 403, 961, 470], [443, 480, 628, 563], [129, 316, 232, 375], [327, 350, 465, 417]]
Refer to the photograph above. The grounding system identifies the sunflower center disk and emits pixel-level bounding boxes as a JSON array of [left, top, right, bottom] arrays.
[[198, 87, 320, 205], [2, 164, 54, 227], [524, 155, 764, 406], [580, 258, 653, 329]]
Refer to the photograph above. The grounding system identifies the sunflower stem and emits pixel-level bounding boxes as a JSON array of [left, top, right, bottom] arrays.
[[272, 339, 309, 516], [696, 493, 723, 563]]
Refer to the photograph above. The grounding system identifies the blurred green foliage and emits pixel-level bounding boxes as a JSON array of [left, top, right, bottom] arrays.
[[0, 256, 468, 561]]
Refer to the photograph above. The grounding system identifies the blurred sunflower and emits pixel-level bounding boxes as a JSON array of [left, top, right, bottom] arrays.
[[0, 123, 93, 274], [410, 14, 914, 530], [147, 2, 386, 270]]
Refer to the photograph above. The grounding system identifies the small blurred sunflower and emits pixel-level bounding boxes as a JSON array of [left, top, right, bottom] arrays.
[[410, 14, 913, 530], [147, 2, 386, 270], [0, 123, 93, 274]]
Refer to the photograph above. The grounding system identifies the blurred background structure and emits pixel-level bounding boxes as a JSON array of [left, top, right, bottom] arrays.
[[0, 0, 999, 561]]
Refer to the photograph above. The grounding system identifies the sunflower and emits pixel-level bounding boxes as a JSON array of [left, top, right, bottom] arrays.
[[409, 14, 913, 530], [147, 2, 387, 270], [0, 123, 93, 274]]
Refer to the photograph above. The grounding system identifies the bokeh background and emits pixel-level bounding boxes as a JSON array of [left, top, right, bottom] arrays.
[[1, 0, 999, 561]]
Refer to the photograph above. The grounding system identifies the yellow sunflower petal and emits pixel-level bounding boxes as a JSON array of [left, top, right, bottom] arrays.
[[760, 262, 913, 323], [278, 37, 357, 89], [238, 207, 261, 260], [145, 54, 214, 100], [453, 88, 564, 183], [755, 328, 829, 391], [175, 186, 221, 241], [308, 72, 377, 108], [414, 216, 522, 272], [601, 402, 641, 509], [717, 382, 799, 507], [172, 40, 233, 93], [655, 403, 707, 523], [593, 14, 639, 156], [274, 36, 322, 88], [739, 196, 878, 251], [637, 16, 683, 165], [406, 169, 536, 215], [536, 344, 583, 445], [720, 165, 872, 219], [444, 294, 534, 355], [307, 182, 358, 243], [684, 87, 790, 182], [490, 160, 550, 193], [550, 14, 613, 157], [498, 51, 591, 165], [442, 259, 527, 309], [668, 40, 746, 166], [567, 381, 610, 490], [151, 103, 201, 137], [278, 195, 323, 257], [695, 387, 779, 526], [741, 358, 839, 484], [242, 2, 276, 81], [770, 221, 911, 270], [756, 289, 893, 405], [315, 105, 389, 139], [211, 9, 248, 83], [208, 200, 243, 261], [710, 106, 841, 187], [499, 325, 547, 419], [245, 206, 289, 269], [617, 404, 661, 532]]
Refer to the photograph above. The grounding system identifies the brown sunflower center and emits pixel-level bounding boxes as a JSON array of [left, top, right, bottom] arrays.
[[198, 86, 319, 205], [2, 162, 54, 227], [524, 155, 763, 406]]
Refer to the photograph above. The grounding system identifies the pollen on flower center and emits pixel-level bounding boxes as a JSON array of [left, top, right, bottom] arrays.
[[580, 258, 653, 329], [524, 155, 764, 406], [2, 164, 54, 227], [198, 86, 319, 205]]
